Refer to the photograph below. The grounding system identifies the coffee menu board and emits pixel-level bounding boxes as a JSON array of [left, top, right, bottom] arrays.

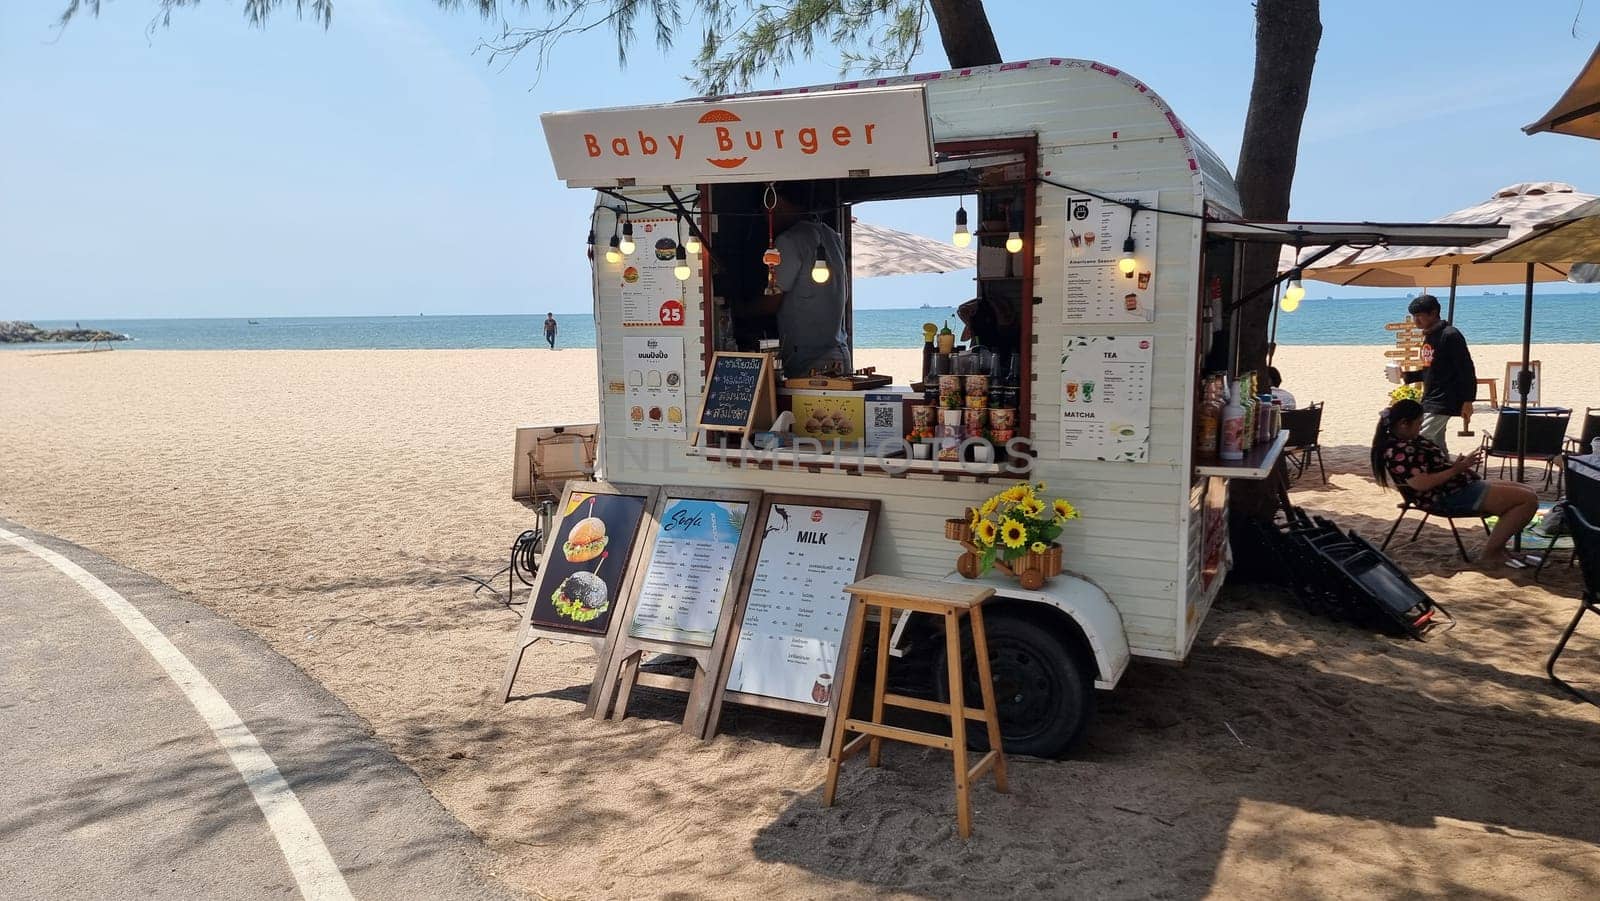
[[626, 497, 751, 647], [697, 351, 772, 436], [724, 499, 877, 708], [527, 489, 651, 635], [1062, 189, 1159, 323]]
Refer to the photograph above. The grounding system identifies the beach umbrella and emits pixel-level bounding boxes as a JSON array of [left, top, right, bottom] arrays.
[[1524, 42, 1600, 140], [1475, 199, 1600, 481], [1301, 182, 1599, 320], [849, 219, 974, 279]]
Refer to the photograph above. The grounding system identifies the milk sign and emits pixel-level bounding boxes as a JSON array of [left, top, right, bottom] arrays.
[[542, 86, 935, 186]]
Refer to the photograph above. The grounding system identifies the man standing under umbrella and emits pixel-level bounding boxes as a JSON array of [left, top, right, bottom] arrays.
[[1397, 294, 1477, 452]]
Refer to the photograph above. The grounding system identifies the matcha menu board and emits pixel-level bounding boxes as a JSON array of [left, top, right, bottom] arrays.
[[626, 498, 750, 647], [1058, 334, 1154, 463], [725, 502, 872, 707], [697, 352, 769, 432]]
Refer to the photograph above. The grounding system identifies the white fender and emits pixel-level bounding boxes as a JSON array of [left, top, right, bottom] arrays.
[[943, 571, 1131, 690]]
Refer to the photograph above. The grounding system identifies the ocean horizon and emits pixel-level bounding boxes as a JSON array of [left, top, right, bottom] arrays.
[[12, 292, 1600, 351]]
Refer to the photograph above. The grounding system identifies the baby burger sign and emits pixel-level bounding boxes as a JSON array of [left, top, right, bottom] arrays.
[[542, 85, 935, 186]]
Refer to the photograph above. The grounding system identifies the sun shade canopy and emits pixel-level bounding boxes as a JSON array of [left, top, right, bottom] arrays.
[[1525, 42, 1600, 139]]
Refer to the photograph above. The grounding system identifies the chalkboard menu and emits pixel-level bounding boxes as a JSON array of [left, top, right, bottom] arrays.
[[697, 351, 773, 438]]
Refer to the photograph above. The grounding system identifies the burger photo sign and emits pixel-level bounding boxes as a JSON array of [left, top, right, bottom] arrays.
[[528, 488, 651, 635]]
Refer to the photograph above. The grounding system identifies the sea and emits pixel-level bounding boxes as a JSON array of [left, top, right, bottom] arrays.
[[13, 293, 1600, 351]]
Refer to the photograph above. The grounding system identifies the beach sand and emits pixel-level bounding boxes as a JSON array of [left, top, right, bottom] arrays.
[[3, 344, 1599, 898]]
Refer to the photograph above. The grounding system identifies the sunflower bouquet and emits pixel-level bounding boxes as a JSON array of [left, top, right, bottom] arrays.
[[966, 480, 1080, 576], [1389, 382, 1423, 405]]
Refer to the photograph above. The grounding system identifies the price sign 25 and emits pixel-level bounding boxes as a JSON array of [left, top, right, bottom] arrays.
[[658, 299, 685, 326]]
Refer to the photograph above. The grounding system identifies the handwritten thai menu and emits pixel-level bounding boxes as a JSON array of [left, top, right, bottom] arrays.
[[1062, 190, 1159, 323], [616, 217, 684, 328], [627, 498, 749, 647], [624, 336, 686, 439], [698, 353, 767, 431], [1059, 335, 1154, 463], [725, 503, 870, 707]]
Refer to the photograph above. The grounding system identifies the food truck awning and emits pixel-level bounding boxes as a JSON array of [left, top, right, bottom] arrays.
[[1207, 220, 1509, 247]]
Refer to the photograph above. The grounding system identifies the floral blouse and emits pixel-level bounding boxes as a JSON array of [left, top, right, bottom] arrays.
[[1381, 437, 1479, 507]]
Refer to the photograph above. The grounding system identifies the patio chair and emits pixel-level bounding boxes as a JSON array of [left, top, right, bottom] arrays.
[[1566, 406, 1599, 457], [1536, 456, 1600, 580], [1380, 484, 1491, 563], [1545, 503, 1600, 707], [1480, 407, 1571, 491], [1280, 401, 1326, 484]]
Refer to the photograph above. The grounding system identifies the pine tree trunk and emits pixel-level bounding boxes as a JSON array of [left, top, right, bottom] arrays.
[[1234, 0, 1322, 374], [927, 0, 1002, 67]]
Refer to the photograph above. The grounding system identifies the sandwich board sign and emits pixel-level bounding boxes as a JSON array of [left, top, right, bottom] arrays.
[[499, 481, 657, 707], [590, 487, 763, 737]]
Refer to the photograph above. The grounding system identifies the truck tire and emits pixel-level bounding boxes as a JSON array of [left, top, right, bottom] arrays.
[[934, 610, 1095, 758]]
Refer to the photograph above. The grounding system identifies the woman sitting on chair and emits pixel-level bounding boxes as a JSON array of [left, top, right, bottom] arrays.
[[1371, 399, 1540, 566]]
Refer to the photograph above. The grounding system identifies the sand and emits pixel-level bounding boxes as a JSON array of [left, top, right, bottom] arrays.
[[3, 343, 1599, 899]]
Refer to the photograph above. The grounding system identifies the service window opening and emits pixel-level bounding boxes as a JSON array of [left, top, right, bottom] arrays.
[[699, 149, 1035, 459]]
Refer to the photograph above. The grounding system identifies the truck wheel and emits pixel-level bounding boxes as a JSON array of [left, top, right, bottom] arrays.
[[934, 611, 1095, 757]]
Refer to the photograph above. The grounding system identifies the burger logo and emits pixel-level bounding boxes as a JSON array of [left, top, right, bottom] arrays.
[[699, 108, 748, 170], [810, 509, 824, 523], [654, 237, 677, 261]]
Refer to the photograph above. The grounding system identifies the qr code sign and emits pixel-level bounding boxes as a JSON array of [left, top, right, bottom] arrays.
[[872, 407, 896, 429]]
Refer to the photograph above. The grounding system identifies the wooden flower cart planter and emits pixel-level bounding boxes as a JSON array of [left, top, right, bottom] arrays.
[[945, 515, 1064, 590]]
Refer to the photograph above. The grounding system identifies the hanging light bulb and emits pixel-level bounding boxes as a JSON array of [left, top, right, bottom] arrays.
[[586, 229, 596, 261], [684, 225, 702, 255], [1281, 270, 1305, 312], [1005, 230, 1023, 254], [673, 245, 691, 281], [952, 200, 971, 248], [811, 243, 831, 284], [605, 233, 622, 264], [619, 217, 635, 255], [1119, 237, 1138, 276]]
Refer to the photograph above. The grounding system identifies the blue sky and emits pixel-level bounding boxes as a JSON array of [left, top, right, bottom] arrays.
[[2, 0, 1597, 319]]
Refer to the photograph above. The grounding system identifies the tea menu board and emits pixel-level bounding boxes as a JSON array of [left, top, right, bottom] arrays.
[[626, 498, 750, 647], [623, 336, 686, 439], [616, 217, 685, 328], [1059, 335, 1154, 463], [697, 352, 770, 433], [725, 503, 872, 707], [1062, 190, 1159, 323]]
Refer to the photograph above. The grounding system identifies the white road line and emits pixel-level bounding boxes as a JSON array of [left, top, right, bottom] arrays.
[[0, 527, 353, 901]]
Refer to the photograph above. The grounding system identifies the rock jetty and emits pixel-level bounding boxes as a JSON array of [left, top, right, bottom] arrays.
[[0, 321, 128, 344]]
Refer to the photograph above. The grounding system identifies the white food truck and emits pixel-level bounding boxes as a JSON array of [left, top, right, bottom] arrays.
[[528, 57, 1501, 755]]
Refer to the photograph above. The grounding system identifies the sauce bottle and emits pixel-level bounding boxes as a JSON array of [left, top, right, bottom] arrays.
[[1197, 376, 1223, 455], [1219, 382, 1246, 461], [937, 320, 955, 355]]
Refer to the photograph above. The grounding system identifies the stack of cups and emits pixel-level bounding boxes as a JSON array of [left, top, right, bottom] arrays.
[[990, 407, 1016, 445]]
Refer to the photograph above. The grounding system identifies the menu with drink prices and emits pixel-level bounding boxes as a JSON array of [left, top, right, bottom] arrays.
[[616, 217, 688, 328], [624, 336, 686, 439], [725, 502, 872, 707], [1062, 190, 1159, 323], [1059, 335, 1154, 463], [626, 498, 750, 647]]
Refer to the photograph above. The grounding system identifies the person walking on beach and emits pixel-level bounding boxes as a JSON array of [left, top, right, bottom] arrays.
[[1393, 294, 1476, 453], [543, 313, 557, 350]]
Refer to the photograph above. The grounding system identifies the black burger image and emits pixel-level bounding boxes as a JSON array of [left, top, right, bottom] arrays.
[[551, 561, 610, 623], [654, 237, 677, 261]]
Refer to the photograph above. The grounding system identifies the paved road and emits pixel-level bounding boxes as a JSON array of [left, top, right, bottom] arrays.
[[0, 518, 519, 900]]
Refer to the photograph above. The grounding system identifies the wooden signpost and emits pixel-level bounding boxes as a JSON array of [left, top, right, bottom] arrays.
[[695, 351, 776, 447], [499, 481, 658, 707], [705, 494, 882, 750], [1385, 318, 1426, 372], [590, 487, 763, 737]]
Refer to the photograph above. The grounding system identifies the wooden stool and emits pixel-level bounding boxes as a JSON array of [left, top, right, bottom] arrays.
[[822, 575, 1008, 839]]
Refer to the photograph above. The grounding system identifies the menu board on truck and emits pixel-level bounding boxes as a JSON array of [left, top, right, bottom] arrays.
[[626, 497, 751, 647], [696, 351, 775, 442], [1059, 335, 1154, 463], [623, 336, 686, 439], [717, 497, 879, 717], [1062, 190, 1159, 323], [615, 217, 688, 328]]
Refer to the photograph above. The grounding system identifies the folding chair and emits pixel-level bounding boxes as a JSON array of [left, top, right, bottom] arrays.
[[1537, 457, 1600, 580], [1546, 504, 1600, 707], [1481, 407, 1571, 491], [1380, 485, 1490, 563], [1280, 402, 1326, 484]]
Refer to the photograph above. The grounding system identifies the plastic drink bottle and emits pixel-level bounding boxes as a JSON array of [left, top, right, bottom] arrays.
[[1220, 382, 1246, 461]]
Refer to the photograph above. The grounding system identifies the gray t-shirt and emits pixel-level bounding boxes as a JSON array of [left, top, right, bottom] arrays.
[[774, 220, 850, 375]]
